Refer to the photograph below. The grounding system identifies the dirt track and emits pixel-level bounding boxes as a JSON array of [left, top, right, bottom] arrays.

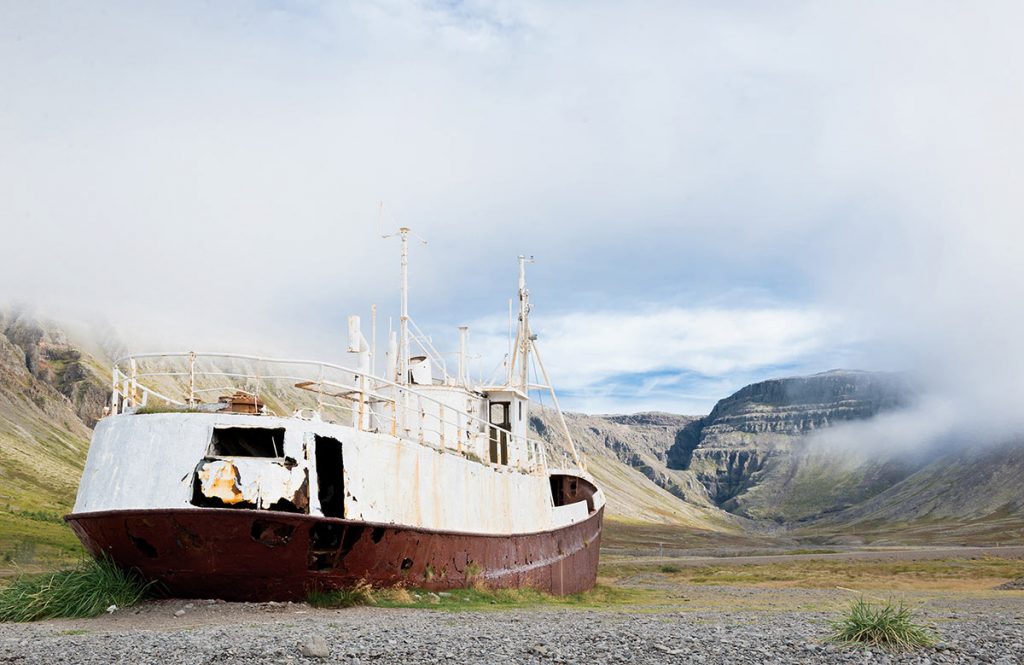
[[630, 545, 1024, 567]]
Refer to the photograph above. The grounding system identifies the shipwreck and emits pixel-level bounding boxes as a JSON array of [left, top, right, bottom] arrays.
[[66, 234, 604, 601]]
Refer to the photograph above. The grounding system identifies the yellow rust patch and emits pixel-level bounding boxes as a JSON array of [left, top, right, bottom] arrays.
[[198, 461, 245, 504]]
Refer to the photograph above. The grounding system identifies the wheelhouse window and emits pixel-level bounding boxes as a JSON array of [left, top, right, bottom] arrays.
[[208, 427, 286, 458]]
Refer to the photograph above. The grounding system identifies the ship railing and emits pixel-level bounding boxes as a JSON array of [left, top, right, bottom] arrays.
[[109, 352, 555, 475]]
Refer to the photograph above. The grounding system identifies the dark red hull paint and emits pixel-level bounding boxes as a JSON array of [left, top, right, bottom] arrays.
[[65, 508, 603, 601]]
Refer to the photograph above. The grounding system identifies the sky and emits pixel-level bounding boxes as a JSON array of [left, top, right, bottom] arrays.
[[2, 1, 1023, 420]]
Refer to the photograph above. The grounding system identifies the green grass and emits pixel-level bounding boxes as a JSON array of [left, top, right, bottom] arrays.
[[659, 564, 682, 573], [602, 555, 1024, 590], [0, 557, 153, 622], [829, 597, 936, 650], [0, 512, 83, 574], [307, 582, 642, 611], [132, 404, 193, 415]]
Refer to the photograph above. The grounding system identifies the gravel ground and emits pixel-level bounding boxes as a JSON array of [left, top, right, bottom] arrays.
[[1, 589, 1022, 664]]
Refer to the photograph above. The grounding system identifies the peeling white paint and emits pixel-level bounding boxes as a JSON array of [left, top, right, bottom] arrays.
[[196, 458, 305, 509], [74, 412, 604, 536]]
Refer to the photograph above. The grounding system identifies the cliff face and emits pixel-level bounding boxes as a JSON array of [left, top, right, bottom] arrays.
[[666, 370, 918, 520], [0, 311, 111, 428], [528, 409, 739, 530]]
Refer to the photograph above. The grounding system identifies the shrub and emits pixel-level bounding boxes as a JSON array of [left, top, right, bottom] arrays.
[[0, 558, 152, 622], [659, 564, 682, 574], [829, 597, 936, 649]]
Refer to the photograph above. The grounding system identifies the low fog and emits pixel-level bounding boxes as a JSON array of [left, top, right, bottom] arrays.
[[2, 2, 1023, 446]]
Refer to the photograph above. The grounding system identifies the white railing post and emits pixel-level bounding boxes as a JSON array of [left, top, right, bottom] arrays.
[[129, 358, 138, 408], [188, 351, 196, 408], [439, 403, 446, 448], [110, 367, 119, 415], [418, 395, 425, 445], [316, 364, 324, 416]]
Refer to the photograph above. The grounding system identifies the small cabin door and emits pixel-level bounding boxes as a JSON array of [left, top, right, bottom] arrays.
[[315, 435, 344, 518], [489, 402, 510, 465]]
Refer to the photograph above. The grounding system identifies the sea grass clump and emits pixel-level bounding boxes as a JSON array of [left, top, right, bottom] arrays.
[[829, 597, 936, 650], [0, 558, 152, 622]]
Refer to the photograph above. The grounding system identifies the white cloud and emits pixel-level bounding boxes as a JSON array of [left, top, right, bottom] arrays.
[[463, 305, 854, 412], [2, 1, 1024, 426]]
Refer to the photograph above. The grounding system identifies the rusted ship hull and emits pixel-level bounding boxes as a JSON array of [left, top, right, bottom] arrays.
[[66, 507, 603, 601]]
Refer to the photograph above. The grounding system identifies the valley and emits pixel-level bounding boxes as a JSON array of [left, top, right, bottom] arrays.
[[1, 310, 1023, 575]]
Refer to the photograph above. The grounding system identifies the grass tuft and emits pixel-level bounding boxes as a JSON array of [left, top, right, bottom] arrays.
[[0, 557, 153, 622], [659, 564, 682, 574], [829, 597, 936, 650], [307, 580, 377, 608]]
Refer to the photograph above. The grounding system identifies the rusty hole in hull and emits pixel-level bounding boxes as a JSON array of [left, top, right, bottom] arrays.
[[371, 527, 385, 544], [340, 525, 364, 557], [251, 519, 295, 548], [171, 519, 203, 550], [128, 535, 158, 558], [401, 558, 413, 570], [308, 523, 343, 571]]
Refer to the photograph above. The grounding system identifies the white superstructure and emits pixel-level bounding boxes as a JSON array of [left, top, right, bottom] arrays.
[[86, 239, 602, 537]]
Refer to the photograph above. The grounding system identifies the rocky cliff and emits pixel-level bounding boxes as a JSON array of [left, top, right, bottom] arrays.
[[666, 370, 919, 520], [0, 311, 111, 427], [528, 409, 739, 529]]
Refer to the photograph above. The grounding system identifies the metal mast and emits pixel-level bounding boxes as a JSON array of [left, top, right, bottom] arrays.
[[516, 256, 583, 469], [517, 255, 532, 393], [399, 227, 410, 385]]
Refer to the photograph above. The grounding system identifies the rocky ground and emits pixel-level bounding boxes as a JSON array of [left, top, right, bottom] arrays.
[[1, 587, 1022, 664]]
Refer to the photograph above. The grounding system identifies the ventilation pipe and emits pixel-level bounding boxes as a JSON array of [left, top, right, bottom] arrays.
[[386, 331, 398, 383], [347, 315, 370, 376]]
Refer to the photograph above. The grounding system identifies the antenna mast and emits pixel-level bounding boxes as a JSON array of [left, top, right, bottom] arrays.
[[380, 204, 425, 386], [517, 255, 533, 393], [399, 227, 410, 385]]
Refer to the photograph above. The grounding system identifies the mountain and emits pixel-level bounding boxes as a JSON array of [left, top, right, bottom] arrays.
[[802, 439, 1024, 544], [664, 370, 922, 521], [0, 311, 110, 567]]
